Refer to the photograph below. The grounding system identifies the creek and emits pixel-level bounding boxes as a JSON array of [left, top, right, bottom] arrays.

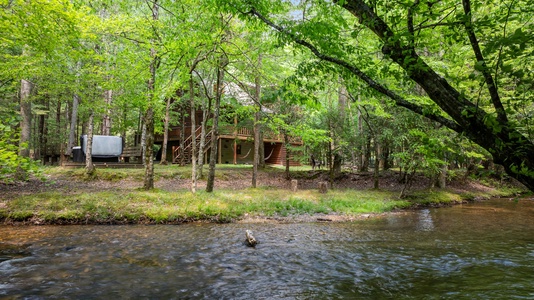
[[1, 197, 533, 299]]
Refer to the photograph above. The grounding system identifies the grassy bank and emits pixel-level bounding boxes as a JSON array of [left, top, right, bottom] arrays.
[[0, 165, 524, 224]]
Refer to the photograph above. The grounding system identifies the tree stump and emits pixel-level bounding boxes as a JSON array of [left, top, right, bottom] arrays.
[[245, 230, 257, 247], [291, 179, 298, 192], [318, 181, 328, 194]]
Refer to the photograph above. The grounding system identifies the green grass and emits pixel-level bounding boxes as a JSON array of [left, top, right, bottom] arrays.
[[3, 165, 524, 224], [2, 187, 484, 224]]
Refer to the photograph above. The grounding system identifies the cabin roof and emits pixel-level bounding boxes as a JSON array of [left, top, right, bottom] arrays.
[[223, 82, 273, 113]]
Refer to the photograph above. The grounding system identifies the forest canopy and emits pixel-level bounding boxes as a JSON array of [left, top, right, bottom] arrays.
[[1, 0, 533, 192]]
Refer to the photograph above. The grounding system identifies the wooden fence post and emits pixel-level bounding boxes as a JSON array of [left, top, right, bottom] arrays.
[[291, 179, 298, 192], [319, 181, 328, 194]]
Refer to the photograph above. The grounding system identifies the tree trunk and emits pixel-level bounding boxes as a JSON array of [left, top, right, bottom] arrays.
[[189, 73, 197, 193], [357, 98, 364, 171], [102, 90, 112, 135], [337, 1, 534, 191], [141, 121, 146, 164], [143, 0, 159, 190], [179, 112, 186, 166], [259, 130, 265, 169], [284, 132, 290, 180], [377, 142, 385, 171], [251, 4, 534, 191], [67, 94, 79, 157], [85, 110, 95, 176], [143, 107, 155, 189], [197, 96, 209, 178], [361, 135, 370, 172], [38, 99, 49, 163], [160, 96, 172, 165], [19, 79, 33, 158], [56, 99, 65, 164], [252, 110, 260, 188], [206, 55, 227, 192], [438, 163, 447, 189], [373, 140, 379, 189], [383, 144, 391, 170], [37, 109, 45, 161], [252, 53, 262, 188]]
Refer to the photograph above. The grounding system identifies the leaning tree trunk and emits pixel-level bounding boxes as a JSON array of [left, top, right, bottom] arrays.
[[85, 110, 95, 176], [19, 79, 33, 158], [266, 0, 534, 191], [206, 55, 228, 193]]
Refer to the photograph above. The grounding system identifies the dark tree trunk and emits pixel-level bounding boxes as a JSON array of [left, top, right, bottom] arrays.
[[38, 99, 49, 163], [56, 99, 65, 164], [259, 130, 265, 169], [206, 55, 228, 192], [337, 0, 534, 190], [383, 144, 391, 170], [373, 140, 379, 189], [252, 110, 260, 188], [284, 132, 290, 180]]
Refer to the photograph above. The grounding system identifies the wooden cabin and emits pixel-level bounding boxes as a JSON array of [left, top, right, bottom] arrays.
[[154, 81, 302, 166], [154, 112, 302, 166]]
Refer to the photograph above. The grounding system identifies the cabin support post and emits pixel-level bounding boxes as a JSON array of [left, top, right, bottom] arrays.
[[233, 116, 237, 164], [233, 140, 237, 164], [218, 138, 222, 164]]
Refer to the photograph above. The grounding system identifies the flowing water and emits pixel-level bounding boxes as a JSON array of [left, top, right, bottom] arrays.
[[1, 198, 533, 299]]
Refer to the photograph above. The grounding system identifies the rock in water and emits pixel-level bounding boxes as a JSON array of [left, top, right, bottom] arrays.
[[245, 230, 257, 247]]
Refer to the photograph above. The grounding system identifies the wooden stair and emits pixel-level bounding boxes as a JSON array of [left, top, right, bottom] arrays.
[[173, 127, 212, 165]]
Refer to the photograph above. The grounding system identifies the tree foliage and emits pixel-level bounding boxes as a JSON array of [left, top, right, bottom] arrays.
[[1, 0, 533, 193]]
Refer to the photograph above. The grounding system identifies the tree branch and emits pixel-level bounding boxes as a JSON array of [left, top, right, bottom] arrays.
[[249, 7, 462, 133], [462, 0, 508, 123], [407, 0, 420, 50]]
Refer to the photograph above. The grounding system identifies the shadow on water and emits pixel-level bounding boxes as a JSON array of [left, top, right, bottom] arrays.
[[1, 197, 533, 299]]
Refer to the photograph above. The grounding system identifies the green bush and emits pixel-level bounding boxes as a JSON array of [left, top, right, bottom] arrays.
[[0, 117, 41, 183]]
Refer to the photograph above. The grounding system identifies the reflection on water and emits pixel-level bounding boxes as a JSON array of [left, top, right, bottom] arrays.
[[1, 198, 533, 299]]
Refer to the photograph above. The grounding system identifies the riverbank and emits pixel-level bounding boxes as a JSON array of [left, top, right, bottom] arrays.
[[0, 165, 525, 225]]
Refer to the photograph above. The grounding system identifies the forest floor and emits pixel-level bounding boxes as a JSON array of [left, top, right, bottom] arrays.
[[0, 164, 526, 225]]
